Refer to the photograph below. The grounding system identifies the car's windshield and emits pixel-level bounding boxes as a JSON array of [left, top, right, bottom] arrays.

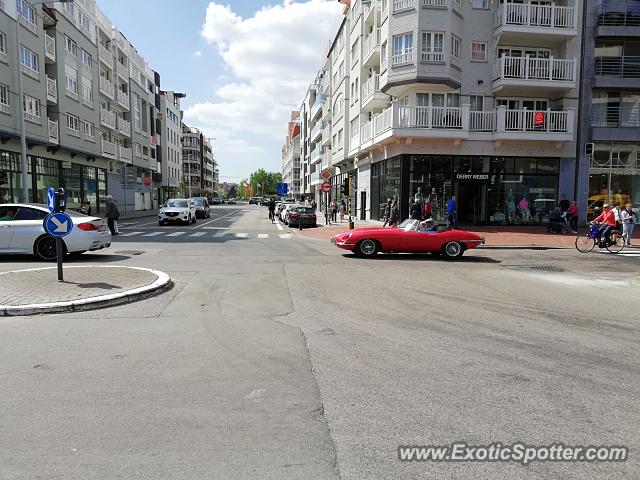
[[398, 219, 419, 231], [193, 200, 205, 206], [294, 207, 314, 214], [167, 200, 189, 208]]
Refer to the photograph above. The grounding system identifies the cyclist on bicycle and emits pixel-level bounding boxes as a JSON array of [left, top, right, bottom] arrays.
[[268, 198, 276, 223], [593, 203, 617, 247]]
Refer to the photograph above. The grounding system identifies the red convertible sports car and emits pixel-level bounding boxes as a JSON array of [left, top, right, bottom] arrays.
[[331, 219, 485, 259]]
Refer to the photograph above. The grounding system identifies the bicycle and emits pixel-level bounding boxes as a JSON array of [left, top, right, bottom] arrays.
[[575, 223, 625, 254]]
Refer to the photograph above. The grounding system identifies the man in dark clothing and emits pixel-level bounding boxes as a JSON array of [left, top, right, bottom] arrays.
[[268, 198, 276, 223], [410, 199, 422, 220], [558, 193, 570, 212], [105, 195, 120, 235]]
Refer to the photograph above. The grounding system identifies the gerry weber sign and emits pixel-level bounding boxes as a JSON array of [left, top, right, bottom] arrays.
[[455, 173, 489, 181]]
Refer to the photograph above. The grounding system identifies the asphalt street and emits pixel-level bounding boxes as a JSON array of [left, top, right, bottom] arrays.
[[1, 204, 639, 479]]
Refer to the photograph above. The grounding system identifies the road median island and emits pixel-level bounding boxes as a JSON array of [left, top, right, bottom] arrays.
[[0, 266, 172, 316]]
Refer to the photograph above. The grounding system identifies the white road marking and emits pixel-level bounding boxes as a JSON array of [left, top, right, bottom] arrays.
[[202, 227, 232, 230], [258, 234, 269, 239], [190, 232, 207, 237], [142, 231, 164, 237], [166, 231, 186, 237], [236, 233, 248, 238], [279, 234, 292, 239], [213, 232, 229, 238], [275, 220, 284, 231], [193, 210, 240, 229], [118, 231, 144, 237]]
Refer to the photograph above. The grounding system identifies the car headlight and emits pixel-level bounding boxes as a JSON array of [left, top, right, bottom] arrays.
[[159, 209, 165, 214], [181, 210, 188, 214]]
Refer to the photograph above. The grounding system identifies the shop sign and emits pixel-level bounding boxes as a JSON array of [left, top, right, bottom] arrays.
[[455, 173, 489, 182], [143, 177, 152, 185]]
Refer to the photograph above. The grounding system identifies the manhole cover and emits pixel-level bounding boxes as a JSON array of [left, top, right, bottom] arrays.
[[529, 265, 564, 272], [114, 250, 145, 256]]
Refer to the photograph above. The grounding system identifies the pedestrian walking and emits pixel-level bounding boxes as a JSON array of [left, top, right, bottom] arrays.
[[566, 200, 578, 233], [558, 193, 570, 212], [105, 195, 120, 236], [388, 199, 399, 227], [338, 200, 346, 223], [79, 198, 92, 216], [268, 198, 276, 223], [311, 199, 317, 211], [410, 198, 422, 220], [423, 199, 432, 220], [447, 195, 457, 229], [382, 199, 392, 227], [621, 203, 636, 246]]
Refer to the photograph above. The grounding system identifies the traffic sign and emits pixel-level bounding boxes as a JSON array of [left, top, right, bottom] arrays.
[[46, 187, 56, 212], [321, 169, 332, 180], [43, 212, 73, 238], [321, 181, 331, 193]]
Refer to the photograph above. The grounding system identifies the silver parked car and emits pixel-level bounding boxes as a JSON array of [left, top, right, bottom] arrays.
[[158, 199, 197, 225], [0, 203, 112, 260]]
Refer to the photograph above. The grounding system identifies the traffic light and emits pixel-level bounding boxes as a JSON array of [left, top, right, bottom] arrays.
[[341, 177, 350, 196]]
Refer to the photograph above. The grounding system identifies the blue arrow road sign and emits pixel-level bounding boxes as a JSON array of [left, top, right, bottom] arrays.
[[43, 212, 73, 238], [281, 183, 288, 195], [46, 187, 56, 212]]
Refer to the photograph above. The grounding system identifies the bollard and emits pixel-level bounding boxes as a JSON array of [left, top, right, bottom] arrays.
[[348, 216, 354, 230]]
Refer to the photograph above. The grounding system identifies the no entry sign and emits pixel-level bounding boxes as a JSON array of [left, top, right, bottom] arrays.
[[321, 181, 331, 193]]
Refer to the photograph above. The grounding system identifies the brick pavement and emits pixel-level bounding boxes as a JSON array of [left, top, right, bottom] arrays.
[[0, 266, 160, 307]]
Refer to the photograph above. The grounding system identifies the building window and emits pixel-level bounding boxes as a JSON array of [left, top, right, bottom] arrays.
[[78, 11, 91, 32], [65, 64, 78, 96], [22, 94, 40, 122], [20, 46, 39, 75], [17, 0, 36, 26], [80, 49, 92, 68], [471, 41, 487, 62], [469, 95, 484, 111], [0, 32, 7, 63], [471, 0, 488, 8], [62, 1, 74, 16], [81, 76, 93, 103], [64, 35, 77, 57], [451, 35, 461, 60], [421, 32, 444, 62], [83, 121, 94, 139], [0, 83, 9, 113], [133, 94, 141, 131], [351, 38, 359, 65], [67, 114, 80, 132], [392, 33, 414, 65]]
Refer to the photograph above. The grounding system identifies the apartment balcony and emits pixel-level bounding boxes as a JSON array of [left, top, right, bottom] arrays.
[[44, 32, 56, 63], [322, 123, 332, 146], [593, 56, 640, 90], [116, 61, 129, 80], [494, 107, 574, 141], [47, 119, 59, 145], [101, 138, 117, 159], [597, 8, 640, 37], [99, 77, 115, 100], [119, 145, 132, 163], [100, 108, 116, 130], [322, 100, 332, 122], [310, 121, 323, 143], [118, 117, 131, 137], [422, 0, 448, 9], [46, 76, 57, 104], [117, 90, 130, 110], [362, 28, 381, 68], [98, 43, 113, 69], [363, 0, 380, 25], [310, 145, 322, 164], [494, 3, 578, 44], [392, 0, 416, 14], [321, 150, 332, 169], [310, 95, 324, 121], [591, 105, 640, 142], [310, 170, 322, 186], [361, 74, 389, 112], [493, 56, 577, 95]]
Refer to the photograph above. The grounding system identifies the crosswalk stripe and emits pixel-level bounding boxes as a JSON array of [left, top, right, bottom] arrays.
[[258, 234, 269, 239], [166, 232, 186, 237], [276, 222, 284, 231], [118, 231, 143, 237], [190, 232, 207, 237], [279, 234, 292, 239], [213, 232, 228, 237], [142, 231, 164, 237], [236, 233, 248, 238]]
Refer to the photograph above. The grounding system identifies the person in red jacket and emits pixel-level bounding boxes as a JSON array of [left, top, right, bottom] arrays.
[[593, 204, 617, 246]]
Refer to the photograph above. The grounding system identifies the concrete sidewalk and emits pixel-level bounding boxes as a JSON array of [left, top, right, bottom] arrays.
[[0, 266, 171, 316]]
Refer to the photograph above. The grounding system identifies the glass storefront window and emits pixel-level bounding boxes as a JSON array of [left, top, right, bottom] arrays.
[[82, 166, 97, 213], [487, 174, 558, 225], [98, 169, 107, 214], [62, 163, 82, 211], [34, 157, 61, 204]]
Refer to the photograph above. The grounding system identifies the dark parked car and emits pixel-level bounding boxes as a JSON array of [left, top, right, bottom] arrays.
[[190, 197, 210, 218], [227, 197, 237, 204], [249, 197, 262, 205], [211, 197, 222, 205], [287, 206, 316, 228]]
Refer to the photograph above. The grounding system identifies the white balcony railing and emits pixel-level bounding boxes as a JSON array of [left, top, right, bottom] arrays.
[[119, 145, 132, 162], [116, 61, 128, 79], [44, 32, 56, 62], [118, 117, 131, 136], [495, 56, 576, 82], [496, 3, 576, 30], [469, 111, 495, 132], [360, 121, 373, 143], [98, 43, 113, 67], [423, 0, 447, 7], [363, 28, 381, 60], [397, 106, 464, 129], [503, 109, 569, 132], [100, 108, 116, 129], [46, 76, 57, 103], [25, 111, 41, 124], [99, 77, 115, 99], [101, 138, 117, 158], [362, 74, 380, 103], [393, 0, 416, 13], [392, 49, 414, 66], [48, 119, 59, 144], [421, 51, 445, 63], [117, 90, 130, 109]]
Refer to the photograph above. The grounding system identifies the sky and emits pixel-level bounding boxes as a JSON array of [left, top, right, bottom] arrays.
[[98, 0, 344, 182]]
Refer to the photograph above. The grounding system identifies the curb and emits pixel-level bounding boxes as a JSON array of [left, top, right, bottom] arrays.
[[0, 266, 172, 317]]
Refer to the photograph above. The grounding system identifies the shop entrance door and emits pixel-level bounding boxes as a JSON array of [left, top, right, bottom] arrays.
[[456, 182, 486, 225]]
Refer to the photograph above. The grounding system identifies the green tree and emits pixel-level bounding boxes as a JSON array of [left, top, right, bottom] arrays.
[[227, 186, 237, 199], [249, 169, 282, 197]]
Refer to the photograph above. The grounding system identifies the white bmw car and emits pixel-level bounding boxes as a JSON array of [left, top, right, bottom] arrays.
[[158, 199, 197, 225], [0, 203, 112, 260]]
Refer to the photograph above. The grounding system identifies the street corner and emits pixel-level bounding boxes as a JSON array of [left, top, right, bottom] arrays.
[[0, 266, 172, 316]]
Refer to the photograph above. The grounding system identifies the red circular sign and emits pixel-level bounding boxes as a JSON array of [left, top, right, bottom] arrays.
[[321, 181, 331, 193], [144, 177, 152, 185]]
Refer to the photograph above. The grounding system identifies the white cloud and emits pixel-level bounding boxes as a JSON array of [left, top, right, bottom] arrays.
[[183, 0, 343, 178], [192, 50, 203, 57]]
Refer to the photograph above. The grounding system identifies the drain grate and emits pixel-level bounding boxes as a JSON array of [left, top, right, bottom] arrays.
[[114, 250, 145, 256], [529, 265, 564, 273]]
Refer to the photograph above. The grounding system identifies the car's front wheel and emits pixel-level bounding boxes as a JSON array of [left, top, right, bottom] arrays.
[[442, 241, 464, 259], [355, 239, 379, 257], [34, 235, 61, 261]]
